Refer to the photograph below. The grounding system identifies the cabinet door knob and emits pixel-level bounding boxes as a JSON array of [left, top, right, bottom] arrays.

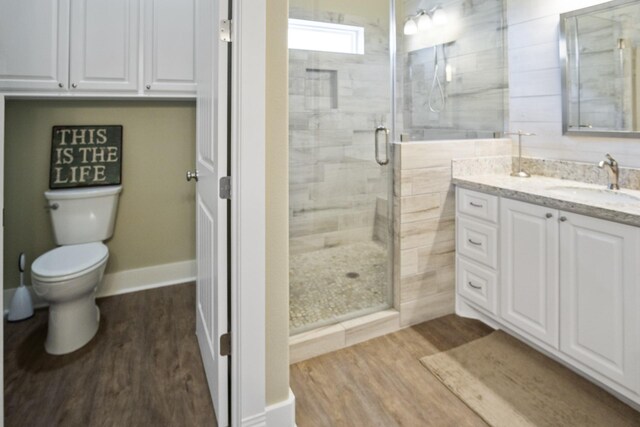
[[71, 83, 77, 88], [146, 84, 151, 90], [546, 213, 553, 219], [560, 216, 567, 222], [58, 82, 64, 88]]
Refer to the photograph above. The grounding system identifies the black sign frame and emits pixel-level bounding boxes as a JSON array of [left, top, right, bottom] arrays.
[[49, 125, 123, 189]]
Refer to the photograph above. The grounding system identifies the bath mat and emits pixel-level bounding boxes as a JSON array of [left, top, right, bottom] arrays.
[[420, 330, 640, 427]]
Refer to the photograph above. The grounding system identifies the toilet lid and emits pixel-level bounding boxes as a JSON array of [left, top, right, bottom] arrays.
[[32, 243, 108, 278]]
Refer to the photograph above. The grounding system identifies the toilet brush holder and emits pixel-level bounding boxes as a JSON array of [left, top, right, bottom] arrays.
[[8, 253, 34, 322]]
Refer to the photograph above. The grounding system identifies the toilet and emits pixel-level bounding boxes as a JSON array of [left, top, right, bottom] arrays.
[[32, 185, 122, 355]]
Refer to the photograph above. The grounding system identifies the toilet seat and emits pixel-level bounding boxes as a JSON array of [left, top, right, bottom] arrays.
[[32, 242, 109, 283]]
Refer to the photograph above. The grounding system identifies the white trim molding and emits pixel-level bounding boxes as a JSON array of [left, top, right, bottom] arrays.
[[3, 259, 196, 315], [266, 389, 296, 427], [230, 0, 267, 426]]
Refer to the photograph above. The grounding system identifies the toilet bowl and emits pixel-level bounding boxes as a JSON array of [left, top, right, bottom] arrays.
[[32, 185, 122, 355], [32, 243, 109, 355]]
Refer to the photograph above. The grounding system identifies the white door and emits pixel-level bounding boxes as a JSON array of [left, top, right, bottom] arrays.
[[143, 0, 197, 94], [0, 0, 70, 91], [194, 0, 229, 425], [559, 211, 640, 392], [500, 198, 559, 348], [69, 0, 139, 92]]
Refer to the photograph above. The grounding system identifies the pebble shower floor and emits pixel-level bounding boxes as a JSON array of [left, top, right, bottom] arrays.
[[289, 241, 389, 333]]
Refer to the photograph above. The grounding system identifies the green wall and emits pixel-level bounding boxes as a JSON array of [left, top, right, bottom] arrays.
[[4, 100, 196, 289]]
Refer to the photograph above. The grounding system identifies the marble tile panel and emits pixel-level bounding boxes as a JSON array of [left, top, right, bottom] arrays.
[[289, 324, 346, 364], [400, 193, 441, 223], [400, 216, 455, 250], [401, 167, 452, 196], [416, 239, 456, 273], [436, 264, 455, 293], [343, 310, 400, 347], [399, 290, 455, 327], [400, 270, 438, 303]]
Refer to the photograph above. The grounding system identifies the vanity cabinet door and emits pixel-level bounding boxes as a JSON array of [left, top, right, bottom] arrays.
[[0, 0, 70, 91], [143, 0, 197, 94], [559, 212, 640, 392], [500, 198, 559, 348], [68, 0, 139, 92]]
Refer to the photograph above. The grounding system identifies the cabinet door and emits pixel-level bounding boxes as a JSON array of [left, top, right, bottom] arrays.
[[560, 212, 639, 392], [500, 198, 559, 348], [143, 0, 196, 94], [69, 0, 139, 92], [0, 0, 70, 91]]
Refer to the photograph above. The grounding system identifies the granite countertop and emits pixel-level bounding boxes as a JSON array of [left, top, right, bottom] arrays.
[[452, 174, 640, 227]]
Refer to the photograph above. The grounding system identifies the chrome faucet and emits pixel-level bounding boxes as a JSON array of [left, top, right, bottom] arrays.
[[598, 153, 620, 190]]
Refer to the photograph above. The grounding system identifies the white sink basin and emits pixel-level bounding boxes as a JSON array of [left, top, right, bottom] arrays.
[[547, 186, 640, 204]]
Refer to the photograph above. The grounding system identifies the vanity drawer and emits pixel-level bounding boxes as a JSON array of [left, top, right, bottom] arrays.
[[457, 215, 498, 268], [457, 188, 498, 223], [457, 256, 498, 315]]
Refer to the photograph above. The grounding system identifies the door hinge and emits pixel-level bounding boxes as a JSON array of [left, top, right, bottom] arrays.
[[220, 176, 231, 199], [220, 19, 232, 42], [220, 333, 231, 356]]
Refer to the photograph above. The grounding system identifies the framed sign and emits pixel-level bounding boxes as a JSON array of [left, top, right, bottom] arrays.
[[49, 125, 123, 189]]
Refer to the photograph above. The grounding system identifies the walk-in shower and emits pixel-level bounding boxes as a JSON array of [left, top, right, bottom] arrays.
[[288, 0, 507, 334]]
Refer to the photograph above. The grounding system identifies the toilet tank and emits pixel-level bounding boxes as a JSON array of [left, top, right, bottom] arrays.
[[45, 186, 123, 245]]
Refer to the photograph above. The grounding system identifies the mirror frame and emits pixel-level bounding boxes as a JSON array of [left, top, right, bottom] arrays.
[[559, 0, 640, 138]]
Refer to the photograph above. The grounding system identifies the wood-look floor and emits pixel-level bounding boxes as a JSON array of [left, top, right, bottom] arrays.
[[291, 314, 494, 427], [4, 283, 216, 427]]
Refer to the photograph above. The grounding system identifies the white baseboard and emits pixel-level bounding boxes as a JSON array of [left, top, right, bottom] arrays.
[[4, 259, 196, 315], [266, 389, 296, 427]]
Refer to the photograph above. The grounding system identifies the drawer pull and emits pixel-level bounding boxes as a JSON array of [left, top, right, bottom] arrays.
[[469, 202, 483, 208], [468, 281, 482, 290], [468, 238, 482, 246]]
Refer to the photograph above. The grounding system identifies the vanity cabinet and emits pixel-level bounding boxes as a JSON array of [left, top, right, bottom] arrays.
[[559, 212, 640, 392], [500, 198, 559, 348], [0, 0, 196, 96], [456, 187, 640, 404]]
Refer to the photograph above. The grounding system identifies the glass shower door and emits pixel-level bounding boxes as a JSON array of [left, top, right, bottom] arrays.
[[288, 0, 394, 334]]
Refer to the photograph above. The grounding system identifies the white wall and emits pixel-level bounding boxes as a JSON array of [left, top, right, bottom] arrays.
[[507, 0, 640, 167]]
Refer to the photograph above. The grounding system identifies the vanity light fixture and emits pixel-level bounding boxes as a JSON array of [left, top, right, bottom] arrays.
[[403, 17, 418, 35], [404, 6, 448, 36]]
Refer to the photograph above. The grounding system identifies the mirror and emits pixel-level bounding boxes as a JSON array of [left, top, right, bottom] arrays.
[[560, 0, 640, 138]]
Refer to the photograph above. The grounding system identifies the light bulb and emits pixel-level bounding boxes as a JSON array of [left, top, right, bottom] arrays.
[[417, 14, 432, 32], [403, 18, 418, 35], [432, 8, 448, 26]]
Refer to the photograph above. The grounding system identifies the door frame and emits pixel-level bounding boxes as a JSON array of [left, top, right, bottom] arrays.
[[229, 1, 268, 426]]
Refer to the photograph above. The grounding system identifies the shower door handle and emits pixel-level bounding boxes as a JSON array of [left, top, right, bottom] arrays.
[[375, 126, 390, 166]]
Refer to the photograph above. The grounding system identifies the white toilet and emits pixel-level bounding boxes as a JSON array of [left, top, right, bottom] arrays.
[[32, 185, 122, 355]]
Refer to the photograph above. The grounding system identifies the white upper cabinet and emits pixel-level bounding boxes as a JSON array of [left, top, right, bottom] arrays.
[[0, 0, 70, 91], [559, 212, 640, 392], [69, 0, 139, 92], [144, 0, 196, 94], [0, 0, 196, 96], [500, 198, 559, 348]]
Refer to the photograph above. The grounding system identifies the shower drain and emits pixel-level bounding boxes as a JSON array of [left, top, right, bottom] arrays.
[[346, 272, 360, 279]]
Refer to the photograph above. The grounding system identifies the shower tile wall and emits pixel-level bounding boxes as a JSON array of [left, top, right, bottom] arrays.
[[398, 0, 508, 140], [289, 7, 391, 254], [394, 139, 511, 326]]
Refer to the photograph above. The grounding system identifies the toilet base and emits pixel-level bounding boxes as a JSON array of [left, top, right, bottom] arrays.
[[45, 292, 100, 355]]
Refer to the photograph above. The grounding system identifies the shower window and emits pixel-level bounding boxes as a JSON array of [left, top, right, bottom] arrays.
[[288, 19, 365, 55]]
